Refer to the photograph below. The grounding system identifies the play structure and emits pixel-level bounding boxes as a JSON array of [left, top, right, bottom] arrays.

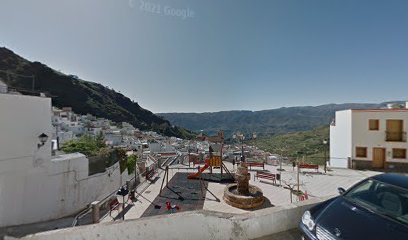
[[187, 155, 232, 180], [187, 131, 234, 182]]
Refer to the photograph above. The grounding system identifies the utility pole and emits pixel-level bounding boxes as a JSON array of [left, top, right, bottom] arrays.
[[297, 154, 304, 193], [323, 139, 328, 173], [135, 154, 138, 184], [32, 75, 35, 91], [240, 134, 245, 163]]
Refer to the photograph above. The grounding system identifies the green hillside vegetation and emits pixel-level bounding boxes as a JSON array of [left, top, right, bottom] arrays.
[[248, 126, 330, 165], [0, 47, 195, 139], [158, 102, 403, 138]]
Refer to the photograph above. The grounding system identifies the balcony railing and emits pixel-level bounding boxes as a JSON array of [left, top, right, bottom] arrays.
[[385, 131, 407, 142], [0, 85, 53, 97]]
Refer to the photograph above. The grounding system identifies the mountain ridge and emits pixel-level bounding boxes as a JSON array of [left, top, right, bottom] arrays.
[[158, 101, 406, 138], [0, 47, 194, 139]]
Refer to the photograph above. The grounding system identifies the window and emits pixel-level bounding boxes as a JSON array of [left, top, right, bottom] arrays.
[[392, 148, 406, 159], [369, 119, 379, 130], [345, 179, 408, 225], [386, 120, 405, 142], [356, 147, 367, 158]]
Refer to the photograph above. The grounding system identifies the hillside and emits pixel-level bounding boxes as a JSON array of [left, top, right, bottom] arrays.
[[0, 47, 194, 139], [158, 103, 396, 138], [248, 126, 330, 165]]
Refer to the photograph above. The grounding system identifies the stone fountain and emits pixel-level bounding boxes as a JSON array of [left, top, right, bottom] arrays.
[[223, 163, 264, 209]]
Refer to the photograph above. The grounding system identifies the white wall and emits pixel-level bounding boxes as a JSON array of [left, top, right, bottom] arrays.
[[330, 109, 408, 169], [0, 94, 53, 170], [13, 197, 330, 240], [0, 80, 7, 93], [148, 142, 161, 153], [0, 94, 130, 227], [105, 133, 122, 146], [330, 110, 352, 168]]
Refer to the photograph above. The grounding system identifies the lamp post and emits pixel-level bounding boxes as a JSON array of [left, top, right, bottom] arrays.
[[239, 134, 245, 163], [37, 133, 49, 148], [323, 139, 329, 173], [296, 151, 303, 193], [117, 186, 129, 220]]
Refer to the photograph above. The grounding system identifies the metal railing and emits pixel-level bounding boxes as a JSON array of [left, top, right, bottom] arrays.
[[0, 85, 50, 97], [385, 131, 407, 142]]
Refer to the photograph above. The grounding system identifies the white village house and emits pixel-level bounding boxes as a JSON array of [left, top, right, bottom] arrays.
[[0, 78, 7, 93], [330, 106, 408, 172], [0, 93, 130, 227]]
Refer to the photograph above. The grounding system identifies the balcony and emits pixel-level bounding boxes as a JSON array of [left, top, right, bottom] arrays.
[[385, 131, 407, 142]]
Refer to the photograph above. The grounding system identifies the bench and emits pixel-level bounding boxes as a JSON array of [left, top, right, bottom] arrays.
[[109, 198, 120, 216], [146, 168, 157, 181], [192, 159, 205, 165], [246, 161, 265, 170], [254, 171, 277, 184], [298, 164, 319, 172]]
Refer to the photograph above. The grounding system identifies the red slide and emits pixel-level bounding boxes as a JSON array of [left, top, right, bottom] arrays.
[[188, 163, 209, 179]]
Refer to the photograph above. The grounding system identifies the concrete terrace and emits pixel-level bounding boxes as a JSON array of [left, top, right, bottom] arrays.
[[102, 161, 380, 221], [3, 162, 381, 239]]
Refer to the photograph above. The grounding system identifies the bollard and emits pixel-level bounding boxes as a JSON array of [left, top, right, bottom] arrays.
[[91, 201, 100, 223]]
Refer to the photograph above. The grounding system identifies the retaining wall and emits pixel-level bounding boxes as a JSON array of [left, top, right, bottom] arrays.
[[10, 196, 331, 240]]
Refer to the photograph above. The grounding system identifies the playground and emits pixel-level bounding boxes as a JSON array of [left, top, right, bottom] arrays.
[[98, 130, 380, 221], [141, 172, 208, 218], [100, 153, 381, 223]]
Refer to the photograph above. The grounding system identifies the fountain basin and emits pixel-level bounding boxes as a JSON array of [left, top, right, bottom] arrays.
[[223, 184, 264, 209]]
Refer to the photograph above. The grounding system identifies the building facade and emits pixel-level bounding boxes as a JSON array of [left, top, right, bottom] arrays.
[[0, 94, 129, 227], [330, 109, 408, 171]]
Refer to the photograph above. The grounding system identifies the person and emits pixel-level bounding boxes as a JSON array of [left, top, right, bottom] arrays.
[[232, 156, 236, 170], [128, 189, 136, 205]]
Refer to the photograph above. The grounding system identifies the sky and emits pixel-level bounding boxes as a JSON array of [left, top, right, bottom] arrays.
[[1, 0, 408, 113]]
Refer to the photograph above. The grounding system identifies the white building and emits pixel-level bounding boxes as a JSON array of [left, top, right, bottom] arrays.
[[0, 78, 8, 93], [0, 93, 129, 227], [64, 122, 85, 136], [330, 108, 408, 171], [104, 130, 123, 146]]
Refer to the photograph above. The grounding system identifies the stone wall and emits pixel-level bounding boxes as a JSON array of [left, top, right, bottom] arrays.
[[10, 197, 332, 240], [352, 159, 408, 172]]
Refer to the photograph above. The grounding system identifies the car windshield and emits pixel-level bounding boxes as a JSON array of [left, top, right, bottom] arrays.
[[344, 179, 408, 225]]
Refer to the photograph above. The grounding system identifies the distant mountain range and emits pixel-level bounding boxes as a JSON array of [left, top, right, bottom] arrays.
[[159, 102, 406, 138], [0, 47, 194, 139]]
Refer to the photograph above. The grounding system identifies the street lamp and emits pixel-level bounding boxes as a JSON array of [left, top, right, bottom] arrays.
[[117, 186, 129, 220], [239, 134, 245, 163], [37, 133, 48, 148], [323, 139, 329, 173]]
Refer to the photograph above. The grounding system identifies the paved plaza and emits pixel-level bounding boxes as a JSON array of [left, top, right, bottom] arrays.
[[1, 162, 381, 239], [103, 162, 380, 221]]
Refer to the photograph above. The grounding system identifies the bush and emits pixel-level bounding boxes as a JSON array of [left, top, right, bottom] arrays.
[[61, 135, 105, 156], [127, 155, 138, 174]]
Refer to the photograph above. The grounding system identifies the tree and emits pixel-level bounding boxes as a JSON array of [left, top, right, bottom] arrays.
[[61, 135, 100, 156], [127, 154, 138, 174], [95, 131, 106, 148]]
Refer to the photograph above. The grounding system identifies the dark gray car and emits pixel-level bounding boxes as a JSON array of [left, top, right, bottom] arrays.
[[299, 173, 408, 240]]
